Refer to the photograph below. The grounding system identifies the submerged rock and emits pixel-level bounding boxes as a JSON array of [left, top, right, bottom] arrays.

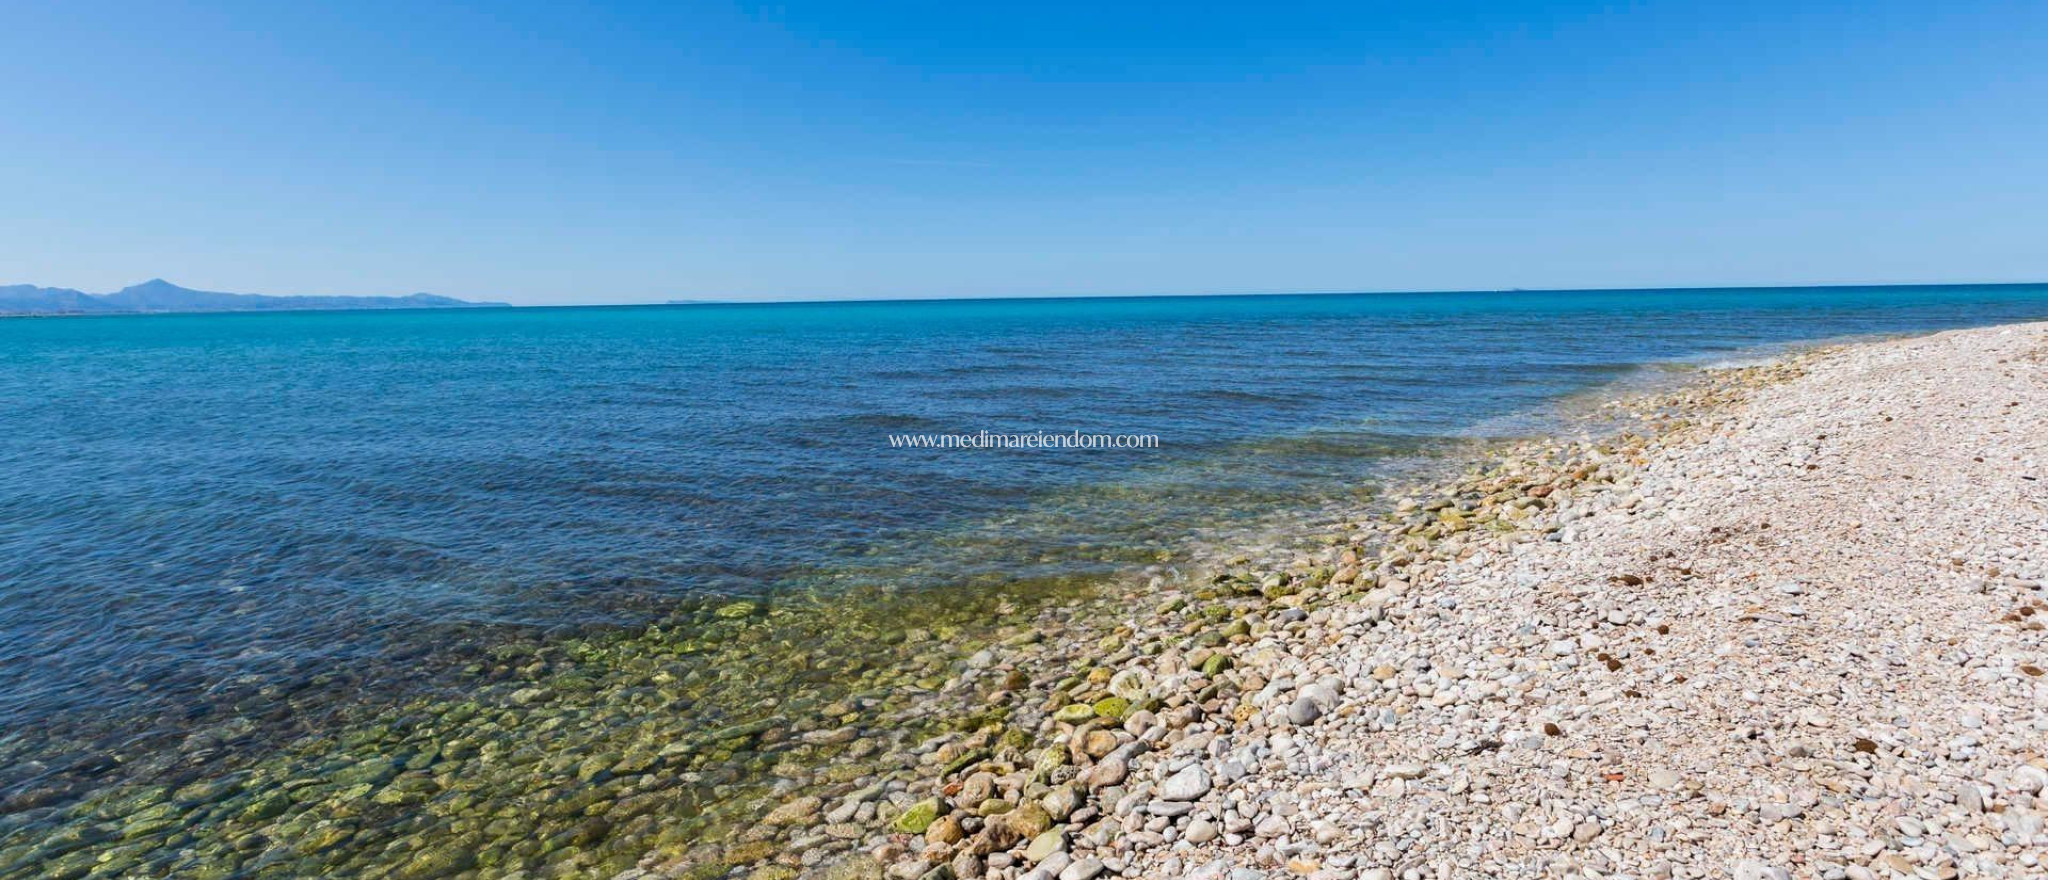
[[892, 798, 944, 834]]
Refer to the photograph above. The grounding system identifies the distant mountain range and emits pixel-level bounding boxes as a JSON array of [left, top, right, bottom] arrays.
[[0, 279, 507, 316]]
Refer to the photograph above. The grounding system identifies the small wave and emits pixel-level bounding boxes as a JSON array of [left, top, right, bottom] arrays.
[[799, 412, 953, 432], [948, 385, 1090, 401], [1693, 354, 1785, 370], [1183, 388, 1313, 405]]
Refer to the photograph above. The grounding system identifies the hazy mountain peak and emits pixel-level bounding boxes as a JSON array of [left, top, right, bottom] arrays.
[[0, 279, 506, 316]]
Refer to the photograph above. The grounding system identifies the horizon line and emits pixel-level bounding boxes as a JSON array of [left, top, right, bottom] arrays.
[[534, 278, 2048, 310], [9, 277, 2048, 318]]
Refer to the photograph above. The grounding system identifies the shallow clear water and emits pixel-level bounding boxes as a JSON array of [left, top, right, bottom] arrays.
[[3, 284, 2047, 753]]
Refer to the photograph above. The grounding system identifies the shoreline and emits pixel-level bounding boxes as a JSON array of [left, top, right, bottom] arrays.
[[813, 351, 1817, 880], [838, 322, 2048, 880], [6, 323, 2044, 880]]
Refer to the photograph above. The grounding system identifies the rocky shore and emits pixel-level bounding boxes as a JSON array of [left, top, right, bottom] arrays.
[[759, 323, 2048, 880], [7, 323, 2044, 880]]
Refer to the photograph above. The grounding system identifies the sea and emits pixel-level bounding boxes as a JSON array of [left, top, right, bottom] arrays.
[[4, 283, 2047, 873]]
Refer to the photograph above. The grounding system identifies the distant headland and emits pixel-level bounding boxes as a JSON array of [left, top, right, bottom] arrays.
[[0, 278, 507, 316]]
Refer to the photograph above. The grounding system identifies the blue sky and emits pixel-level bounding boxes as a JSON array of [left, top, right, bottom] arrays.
[[2, 2, 2044, 305]]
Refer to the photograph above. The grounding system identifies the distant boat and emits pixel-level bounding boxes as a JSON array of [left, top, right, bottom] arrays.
[[0, 278, 507, 316]]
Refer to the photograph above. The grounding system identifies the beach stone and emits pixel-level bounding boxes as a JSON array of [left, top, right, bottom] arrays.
[[1001, 801, 1054, 838], [926, 815, 965, 845], [1058, 857, 1105, 880], [2013, 765, 2048, 794], [1042, 785, 1081, 820], [893, 799, 944, 834], [960, 773, 996, 806], [1109, 669, 1152, 701], [1382, 763, 1426, 780], [1087, 754, 1128, 788], [764, 795, 822, 825], [1958, 782, 1986, 812], [1035, 852, 1073, 879], [1285, 697, 1321, 726], [1160, 765, 1212, 801], [1081, 730, 1119, 759], [1053, 705, 1096, 725], [950, 851, 985, 879], [1023, 830, 1066, 863], [1254, 814, 1288, 837], [802, 727, 859, 746], [1032, 745, 1068, 779], [822, 855, 886, 880]]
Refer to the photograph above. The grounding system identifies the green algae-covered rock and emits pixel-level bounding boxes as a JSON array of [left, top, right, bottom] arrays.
[[940, 748, 989, 776], [1051, 704, 1095, 724], [999, 726, 1032, 750], [821, 854, 886, 880], [761, 795, 821, 826], [892, 798, 943, 834], [577, 751, 620, 781], [93, 785, 169, 820], [1090, 697, 1130, 720], [329, 756, 402, 787], [1107, 669, 1150, 702], [171, 774, 246, 807], [238, 791, 292, 823], [296, 822, 355, 855], [393, 842, 476, 879], [118, 814, 178, 841], [1030, 746, 1067, 781], [38, 849, 96, 880]]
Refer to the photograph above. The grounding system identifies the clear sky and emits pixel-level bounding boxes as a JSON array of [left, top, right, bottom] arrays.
[[2, 2, 2044, 305]]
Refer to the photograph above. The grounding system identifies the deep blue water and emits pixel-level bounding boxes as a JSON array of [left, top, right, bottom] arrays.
[[4, 284, 2048, 738]]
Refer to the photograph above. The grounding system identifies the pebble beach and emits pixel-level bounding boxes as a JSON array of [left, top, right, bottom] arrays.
[[788, 322, 2048, 880], [7, 321, 2047, 880], [13, 6, 2048, 879]]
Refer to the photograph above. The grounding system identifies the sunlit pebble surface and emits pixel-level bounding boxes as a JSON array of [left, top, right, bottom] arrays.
[[769, 323, 2048, 880]]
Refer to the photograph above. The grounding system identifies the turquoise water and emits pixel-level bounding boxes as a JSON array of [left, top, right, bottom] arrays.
[[3, 283, 2048, 802]]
